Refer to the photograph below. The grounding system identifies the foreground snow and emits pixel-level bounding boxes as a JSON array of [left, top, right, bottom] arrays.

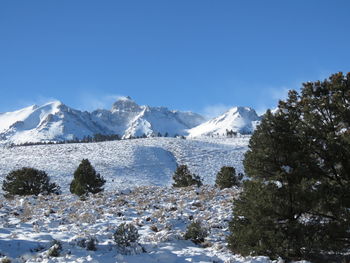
[[0, 186, 294, 263], [0, 137, 250, 193]]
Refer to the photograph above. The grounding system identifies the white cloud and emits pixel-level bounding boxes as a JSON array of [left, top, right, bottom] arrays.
[[255, 86, 293, 115], [201, 104, 232, 119], [14, 95, 59, 110], [78, 94, 125, 111], [268, 86, 290, 101]]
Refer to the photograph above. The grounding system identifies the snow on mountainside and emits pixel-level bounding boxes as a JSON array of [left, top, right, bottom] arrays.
[[92, 96, 205, 139], [0, 101, 107, 144], [188, 106, 261, 138], [0, 97, 205, 144]]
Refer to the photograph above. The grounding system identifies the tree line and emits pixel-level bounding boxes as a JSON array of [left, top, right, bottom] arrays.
[[8, 132, 186, 148]]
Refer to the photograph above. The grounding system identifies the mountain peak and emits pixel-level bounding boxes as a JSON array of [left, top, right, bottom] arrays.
[[42, 100, 63, 108], [111, 96, 141, 113], [188, 106, 261, 137], [227, 106, 258, 118], [117, 96, 133, 101]]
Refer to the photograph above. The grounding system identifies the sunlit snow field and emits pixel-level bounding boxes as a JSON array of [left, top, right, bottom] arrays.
[[0, 136, 250, 193]]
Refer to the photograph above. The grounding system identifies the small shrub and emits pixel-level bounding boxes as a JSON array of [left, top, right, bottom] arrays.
[[150, 225, 159, 232], [172, 165, 202, 188], [70, 159, 106, 196], [184, 220, 208, 244], [113, 223, 139, 248], [86, 237, 97, 251], [48, 240, 62, 257], [2, 167, 60, 197], [215, 166, 243, 189], [77, 237, 97, 251]]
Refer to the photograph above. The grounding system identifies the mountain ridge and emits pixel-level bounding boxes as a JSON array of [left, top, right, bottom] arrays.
[[0, 97, 261, 144], [187, 106, 261, 138]]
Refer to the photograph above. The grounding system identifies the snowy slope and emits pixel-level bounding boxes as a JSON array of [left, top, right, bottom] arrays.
[[188, 107, 261, 138], [0, 137, 250, 193], [0, 105, 38, 132], [0, 186, 285, 263]]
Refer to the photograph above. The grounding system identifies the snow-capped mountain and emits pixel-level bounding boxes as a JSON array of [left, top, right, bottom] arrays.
[[0, 97, 205, 144], [187, 106, 261, 138], [0, 101, 108, 144], [0, 97, 262, 144], [91, 96, 205, 139]]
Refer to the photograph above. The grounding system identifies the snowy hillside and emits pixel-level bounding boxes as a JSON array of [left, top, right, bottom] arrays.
[[0, 97, 205, 144], [188, 107, 261, 138], [0, 137, 250, 193]]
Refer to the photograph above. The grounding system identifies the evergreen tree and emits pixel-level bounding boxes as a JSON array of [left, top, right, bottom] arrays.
[[228, 72, 350, 261], [2, 167, 60, 196], [215, 166, 243, 189], [113, 223, 139, 248], [70, 159, 106, 196], [172, 165, 202, 187], [184, 220, 208, 244]]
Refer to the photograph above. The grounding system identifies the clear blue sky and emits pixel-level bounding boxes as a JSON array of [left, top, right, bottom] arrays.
[[1, 0, 349, 116]]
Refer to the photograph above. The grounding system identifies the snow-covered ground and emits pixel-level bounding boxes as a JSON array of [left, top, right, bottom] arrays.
[[0, 137, 312, 262], [0, 185, 283, 263], [0, 137, 250, 193]]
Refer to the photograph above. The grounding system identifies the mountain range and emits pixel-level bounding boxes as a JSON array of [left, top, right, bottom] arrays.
[[0, 97, 261, 144]]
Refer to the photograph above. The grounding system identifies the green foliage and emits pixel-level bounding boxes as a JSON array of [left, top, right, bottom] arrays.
[[215, 166, 243, 189], [172, 165, 202, 188], [113, 223, 139, 248], [228, 72, 350, 261], [2, 167, 60, 197], [184, 220, 208, 244], [70, 159, 106, 196]]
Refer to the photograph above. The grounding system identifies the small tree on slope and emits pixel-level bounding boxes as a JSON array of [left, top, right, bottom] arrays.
[[228, 72, 350, 261], [2, 167, 59, 196], [70, 159, 105, 196], [215, 166, 243, 189], [172, 165, 202, 187]]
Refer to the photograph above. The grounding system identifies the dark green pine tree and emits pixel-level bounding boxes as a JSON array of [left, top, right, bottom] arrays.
[[228, 72, 350, 261], [215, 166, 242, 189], [70, 159, 106, 196], [2, 167, 60, 196], [172, 165, 202, 187]]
